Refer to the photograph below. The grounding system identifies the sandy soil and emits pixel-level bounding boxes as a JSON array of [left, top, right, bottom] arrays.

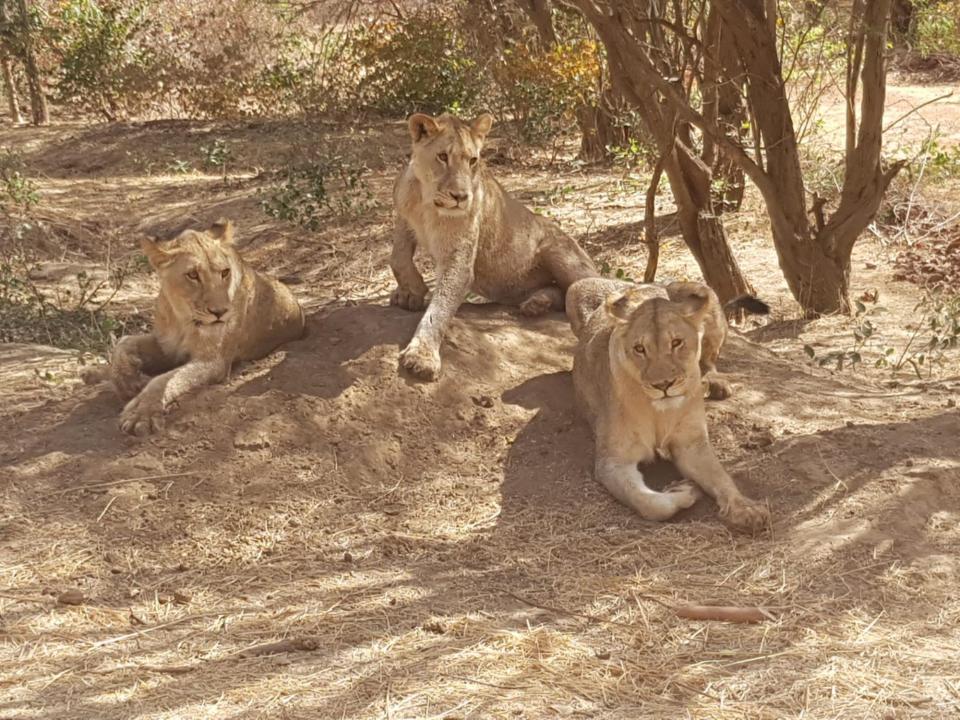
[[1, 80, 959, 719]]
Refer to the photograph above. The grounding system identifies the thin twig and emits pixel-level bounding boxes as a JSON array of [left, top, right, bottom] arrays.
[[57, 471, 199, 495]]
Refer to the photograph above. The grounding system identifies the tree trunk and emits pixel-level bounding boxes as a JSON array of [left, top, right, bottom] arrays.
[[0, 0, 21, 123], [573, 4, 754, 303], [13, 0, 47, 126], [575, 90, 630, 162], [0, 53, 20, 124]]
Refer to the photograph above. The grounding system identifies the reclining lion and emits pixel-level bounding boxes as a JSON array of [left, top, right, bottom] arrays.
[[84, 219, 305, 435], [390, 111, 597, 381], [566, 277, 769, 531]]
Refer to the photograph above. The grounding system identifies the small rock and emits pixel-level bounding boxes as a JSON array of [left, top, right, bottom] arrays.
[[947, 398, 956, 408], [594, 649, 611, 660], [342, 551, 353, 563], [57, 590, 86, 606], [173, 589, 192, 605], [157, 592, 175, 604], [471, 395, 495, 409]]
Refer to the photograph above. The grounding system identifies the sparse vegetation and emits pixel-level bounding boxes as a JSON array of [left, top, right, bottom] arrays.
[[260, 157, 376, 230]]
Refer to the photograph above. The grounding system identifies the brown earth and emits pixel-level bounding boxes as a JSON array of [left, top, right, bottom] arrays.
[[0, 81, 959, 719]]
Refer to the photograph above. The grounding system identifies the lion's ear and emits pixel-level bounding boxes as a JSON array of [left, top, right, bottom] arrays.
[[140, 236, 176, 270], [605, 288, 644, 323], [408, 113, 441, 142], [470, 113, 494, 140], [676, 287, 710, 321], [208, 218, 235, 246]]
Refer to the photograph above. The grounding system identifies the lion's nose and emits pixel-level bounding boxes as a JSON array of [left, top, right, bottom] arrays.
[[652, 379, 676, 392], [209, 307, 229, 319], [450, 191, 469, 204]]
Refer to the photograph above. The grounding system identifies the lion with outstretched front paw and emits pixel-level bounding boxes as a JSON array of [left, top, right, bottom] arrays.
[[390, 111, 597, 381], [84, 219, 304, 435], [566, 277, 769, 531]]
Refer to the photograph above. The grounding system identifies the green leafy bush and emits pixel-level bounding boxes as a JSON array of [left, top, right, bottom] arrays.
[[492, 38, 601, 142], [53, 0, 165, 120], [353, 13, 486, 116], [260, 158, 376, 231]]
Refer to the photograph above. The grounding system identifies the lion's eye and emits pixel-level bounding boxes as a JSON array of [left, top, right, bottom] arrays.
[[437, 152, 448, 164], [469, 156, 479, 167], [671, 338, 683, 349], [221, 268, 230, 279], [186, 270, 200, 281], [633, 343, 646, 356]]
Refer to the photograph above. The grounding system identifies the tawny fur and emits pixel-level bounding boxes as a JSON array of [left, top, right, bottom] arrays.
[[566, 277, 769, 531], [83, 219, 305, 436], [567, 277, 735, 400], [390, 112, 597, 381]]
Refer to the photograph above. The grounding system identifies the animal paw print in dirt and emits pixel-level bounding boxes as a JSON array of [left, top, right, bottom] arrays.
[[120, 391, 165, 436], [399, 337, 441, 381]]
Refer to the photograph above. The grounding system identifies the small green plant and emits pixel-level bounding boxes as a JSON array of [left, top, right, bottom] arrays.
[[804, 291, 960, 378], [261, 158, 376, 230], [0, 150, 39, 215], [200, 138, 232, 182], [167, 158, 193, 175], [0, 255, 148, 353], [875, 290, 960, 378], [803, 303, 878, 371], [599, 261, 635, 282]]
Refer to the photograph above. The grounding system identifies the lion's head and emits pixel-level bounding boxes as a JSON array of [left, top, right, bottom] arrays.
[[407, 112, 494, 217], [605, 288, 709, 405], [141, 218, 243, 328]]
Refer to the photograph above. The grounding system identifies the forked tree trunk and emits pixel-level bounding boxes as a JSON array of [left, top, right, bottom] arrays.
[[13, 0, 47, 126], [584, 12, 754, 304], [576, 0, 901, 316]]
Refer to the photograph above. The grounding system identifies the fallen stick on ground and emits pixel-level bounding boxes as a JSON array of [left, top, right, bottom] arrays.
[[508, 590, 775, 626], [674, 605, 773, 623], [236, 637, 320, 658]]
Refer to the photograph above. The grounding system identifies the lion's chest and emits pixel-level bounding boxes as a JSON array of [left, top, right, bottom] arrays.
[[603, 398, 686, 463]]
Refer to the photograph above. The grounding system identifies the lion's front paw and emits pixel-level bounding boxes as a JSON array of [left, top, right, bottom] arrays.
[[391, 287, 427, 312], [720, 497, 770, 532], [703, 376, 732, 400], [666, 480, 703, 510], [120, 393, 165, 436], [399, 338, 441, 381]]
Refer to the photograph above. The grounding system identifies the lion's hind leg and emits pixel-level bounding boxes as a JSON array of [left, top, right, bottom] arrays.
[[105, 334, 175, 401], [596, 458, 701, 521]]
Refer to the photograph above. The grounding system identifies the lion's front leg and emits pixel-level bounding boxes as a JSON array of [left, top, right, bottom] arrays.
[[389, 218, 429, 312], [670, 430, 769, 531], [120, 359, 229, 436], [399, 238, 475, 381], [595, 457, 702, 522]]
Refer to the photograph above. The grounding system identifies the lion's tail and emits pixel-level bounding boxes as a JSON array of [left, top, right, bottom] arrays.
[[723, 295, 770, 316]]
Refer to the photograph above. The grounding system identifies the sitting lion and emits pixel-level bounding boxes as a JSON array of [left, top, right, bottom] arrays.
[[566, 277, 769, 530], [84, 219, 305, 435], [390, 111, 597, 381]]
